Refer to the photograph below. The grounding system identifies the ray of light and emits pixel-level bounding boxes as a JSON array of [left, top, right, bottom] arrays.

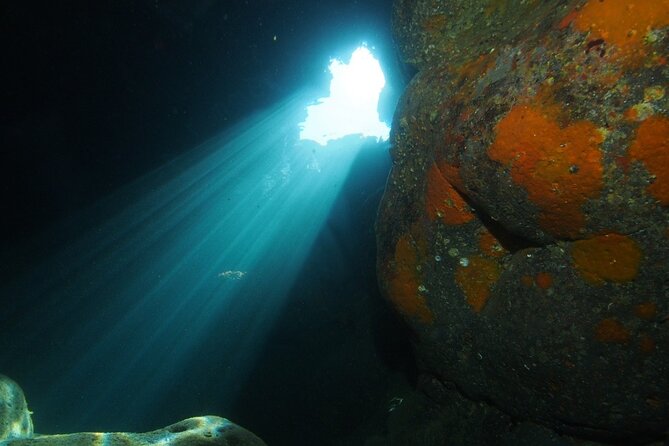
[[1, 46, 392, 432]]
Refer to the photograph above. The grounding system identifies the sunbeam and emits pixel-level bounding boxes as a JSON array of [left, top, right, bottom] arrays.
[[1, 45, 391, 430]]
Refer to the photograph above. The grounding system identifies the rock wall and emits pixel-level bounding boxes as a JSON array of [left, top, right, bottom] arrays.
[[377, 0, 668, 442]]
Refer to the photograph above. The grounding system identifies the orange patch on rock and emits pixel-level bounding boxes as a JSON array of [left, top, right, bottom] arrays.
[[436, 161, 466, 191], [521, 275, 534, 287], [535, 272, 554, 290], [558, 9, 579, 30], [388, 232, 434, 324], [624, 106, 639, 122], [634, 302, 657, 320], [628, 116, 669, 206], [455, 256, 501, 313], [425, 163, 475, 224], [639, 335, 656, 354], [488, 104, 604, 238], [571, 233, 643, 285], [573, 0, 669, 63], [595, 318, 631, 343], [478, 229, 506, 257]]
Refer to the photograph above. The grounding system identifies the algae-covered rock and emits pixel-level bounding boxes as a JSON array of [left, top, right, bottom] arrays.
[[378, 0, 669, 442], [0, 375, 33, 440], [392, 0, 574, 70], [0, 416, 267, 446]]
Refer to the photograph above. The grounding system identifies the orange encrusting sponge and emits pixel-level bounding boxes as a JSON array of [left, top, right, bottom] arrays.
[[425, 163, 475, 225], [488, 104, 604, 239], [573, 0, 669, 63], [628, 116, 669, 206], [571, 233, 642, 285], [388, 232, 434, 324], [595, 318, 631, 343], [455, 256, 501, 313]]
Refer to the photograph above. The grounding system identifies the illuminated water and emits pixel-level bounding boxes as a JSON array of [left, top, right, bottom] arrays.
[[0, 88, 405, 443]]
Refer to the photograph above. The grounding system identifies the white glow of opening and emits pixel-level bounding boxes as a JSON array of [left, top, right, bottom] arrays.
[[299, 46, 390, 146]]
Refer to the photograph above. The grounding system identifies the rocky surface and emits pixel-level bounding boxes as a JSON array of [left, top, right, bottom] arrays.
[[377, 0, 668, 443], [0, 375, 33, 440], [0, 416, 266, 446], [0, 375, 266, 446]]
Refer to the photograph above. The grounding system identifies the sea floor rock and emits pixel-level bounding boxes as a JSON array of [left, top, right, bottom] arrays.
[[0, 375, 266, 446], [0, 375, 33, 440], [0, 416, 267, 446]]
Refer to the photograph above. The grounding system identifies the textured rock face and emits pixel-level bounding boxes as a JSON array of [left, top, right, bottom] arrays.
[[378, 0, 668, 441], [0, 375, 33, 440], [0, 416, 267, 446], [0, 375, 266, 446]]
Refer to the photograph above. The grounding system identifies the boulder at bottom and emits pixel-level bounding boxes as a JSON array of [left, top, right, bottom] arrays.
[[0, 416, 267, 446], [0, 375, 33, 440]]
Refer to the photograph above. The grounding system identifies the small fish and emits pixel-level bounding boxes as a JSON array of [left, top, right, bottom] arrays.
[[218, 270, 246, 280]]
